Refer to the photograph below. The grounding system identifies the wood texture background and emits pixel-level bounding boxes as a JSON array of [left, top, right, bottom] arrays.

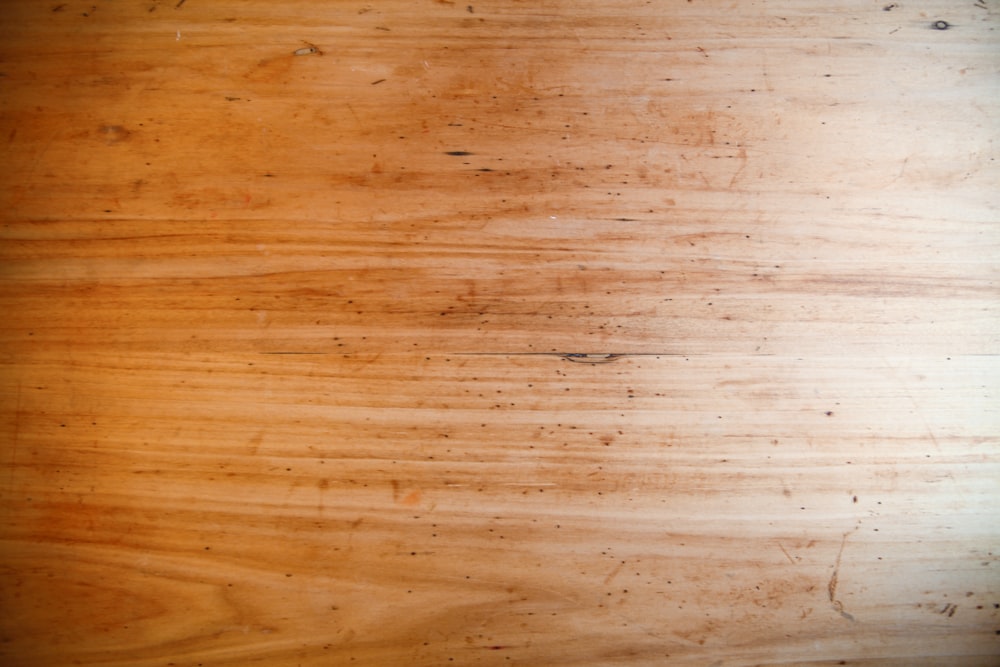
[[0, 1, 998, 665]]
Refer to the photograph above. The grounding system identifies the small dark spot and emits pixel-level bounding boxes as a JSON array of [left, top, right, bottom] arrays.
[[467, 4, 474, 12], [445, 151, 473, 156], [825, 411, 834, 416], [882, 3, 898, 10], [932, 20, 950, 30], [853, 495, 858, 503]]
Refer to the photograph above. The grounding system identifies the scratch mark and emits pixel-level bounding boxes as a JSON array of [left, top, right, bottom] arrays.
[[603, 560, 626, 585], [346, 103, 362, 131], [777, 541, 796, 565], [882, 357, 942, 451], [728, 147, 748, 188], [827, 534, 845, 601], [889, 156, 909, 185], [828, 532, 855, 621]]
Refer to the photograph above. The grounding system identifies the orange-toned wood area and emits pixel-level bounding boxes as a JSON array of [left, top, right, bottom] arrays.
[[1, 1, 998, 665]]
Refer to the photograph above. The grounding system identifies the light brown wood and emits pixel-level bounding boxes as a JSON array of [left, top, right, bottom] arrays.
[[1, 1, 998, 665]]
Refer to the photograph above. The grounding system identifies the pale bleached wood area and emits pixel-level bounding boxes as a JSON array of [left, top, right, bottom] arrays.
[[1, 1, 998, 665]]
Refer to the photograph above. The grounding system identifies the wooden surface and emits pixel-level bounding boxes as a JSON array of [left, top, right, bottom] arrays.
[[1, 1, 998, 665]]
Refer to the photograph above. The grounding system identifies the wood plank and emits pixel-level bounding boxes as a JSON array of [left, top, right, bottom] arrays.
[[2, 352, 998, 665], [0, 0, 998, 664]]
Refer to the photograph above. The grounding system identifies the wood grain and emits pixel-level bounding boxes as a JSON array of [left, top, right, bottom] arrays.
[[1, 1, 998, 665]]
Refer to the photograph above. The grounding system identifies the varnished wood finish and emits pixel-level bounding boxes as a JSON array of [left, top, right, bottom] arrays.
[[1, 1, 998, 665]]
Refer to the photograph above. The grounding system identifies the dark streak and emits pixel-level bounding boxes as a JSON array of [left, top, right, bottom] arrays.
[[445, 151, 473, 156], [371, 78, 386, 85], [175, 0, 186, 7], [562, 353, 622, 364], [452, 352, 768, 358], [259, 352, 328, 355]]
